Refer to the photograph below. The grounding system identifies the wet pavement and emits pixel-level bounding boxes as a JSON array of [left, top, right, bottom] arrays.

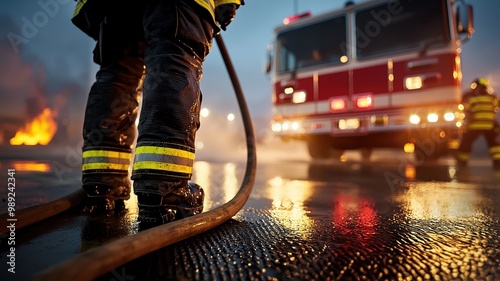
[[1, 145, 500, 280]]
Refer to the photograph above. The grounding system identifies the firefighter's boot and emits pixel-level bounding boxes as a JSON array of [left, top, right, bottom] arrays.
[[82, 176, 131, 214], [135, 179, 204, 227]]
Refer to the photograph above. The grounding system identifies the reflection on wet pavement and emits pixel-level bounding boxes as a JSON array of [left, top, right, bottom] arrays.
[[1, 156, 499, 280]]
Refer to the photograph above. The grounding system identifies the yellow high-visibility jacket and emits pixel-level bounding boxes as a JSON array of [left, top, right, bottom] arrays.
[[463, 90, 499, 130]]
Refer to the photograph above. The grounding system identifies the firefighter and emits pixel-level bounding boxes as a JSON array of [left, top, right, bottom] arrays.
[[456, 78, 500, 169], [75, 0, 244, 227]]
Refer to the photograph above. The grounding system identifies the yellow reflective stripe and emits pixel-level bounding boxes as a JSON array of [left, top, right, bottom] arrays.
[[195, 0, 215, 19], [195, 0, 241, 22], [82, 150, 131, 171], [470, 96, 496, 103], [472, 112, 496, 120], [215, 0, 242, 6], [133, 161, 193, 174], [468, 123, 494, 130], [82, 163, 130, 171], [490, 146, 500, 154], [456, 152, 469, 161], [83, 150, 132, 159], [470, 105, 496, 112], [73, 0, 88, 17], [134, 146, 194, 160]]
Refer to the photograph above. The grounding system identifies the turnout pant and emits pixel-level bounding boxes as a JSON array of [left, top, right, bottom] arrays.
[[456, 129, 500, 164], [82, 0, 214, 198]]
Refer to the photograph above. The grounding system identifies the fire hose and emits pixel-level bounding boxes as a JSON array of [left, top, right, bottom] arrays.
[[2, 34, 256, 281]]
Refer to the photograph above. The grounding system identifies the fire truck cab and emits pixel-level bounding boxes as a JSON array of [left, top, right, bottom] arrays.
[[266, 0, 474, 162]]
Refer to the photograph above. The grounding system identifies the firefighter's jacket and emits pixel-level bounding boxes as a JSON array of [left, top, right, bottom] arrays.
[[462, 89, 499, 131], [72, 0, 242, 40]]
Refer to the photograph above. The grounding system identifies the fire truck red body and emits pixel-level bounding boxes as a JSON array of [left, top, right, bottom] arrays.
[[267, 0, 474, 161]]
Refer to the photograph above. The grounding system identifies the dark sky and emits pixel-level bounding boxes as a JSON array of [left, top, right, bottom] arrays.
[[0, 0, 499, 146]]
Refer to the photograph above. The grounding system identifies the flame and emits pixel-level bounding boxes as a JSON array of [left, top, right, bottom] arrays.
[[10, 108, 57, 145]]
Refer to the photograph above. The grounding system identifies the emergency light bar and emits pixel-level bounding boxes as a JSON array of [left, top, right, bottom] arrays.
[[283, 11, 311, 25]]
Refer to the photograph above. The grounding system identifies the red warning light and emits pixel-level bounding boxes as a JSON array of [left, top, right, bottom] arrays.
[[283, 11, 312, 25]]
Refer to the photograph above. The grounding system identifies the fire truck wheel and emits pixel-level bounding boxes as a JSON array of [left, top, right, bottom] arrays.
[[307, 140, 343, 160], [414, 146, 440, 164]]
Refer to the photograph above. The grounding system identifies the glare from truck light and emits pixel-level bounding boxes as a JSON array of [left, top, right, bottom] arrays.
[[444, 112, 455, 121], [458, 104, 464, 111], [227, 113, 235, 121], [330, 98, 346, 111], [293, 91, 306, 103], [355, 95, 373, 109], [200, 108, 209, 117], [409, 114, 421, 124], [340, 55, 348, 63], [282, 122, 290, 131], [427, 113, 438, 123], [404, 143, 415, 153], [291, 122, 300, 131], [283, 11, 311, 25], [405, 76, 423, 90], [284, 87, 294, 94], [272, 122, 282, 132], [338, 119, 360, 130]]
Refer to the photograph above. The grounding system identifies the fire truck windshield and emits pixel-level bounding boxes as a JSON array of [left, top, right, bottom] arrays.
[[275, 0, 451, 74], [276, 16, 347, 74], [356, 0, 450, 59]]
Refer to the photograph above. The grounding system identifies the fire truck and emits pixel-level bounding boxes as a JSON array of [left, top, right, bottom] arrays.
[[266, 0, 474, 162]]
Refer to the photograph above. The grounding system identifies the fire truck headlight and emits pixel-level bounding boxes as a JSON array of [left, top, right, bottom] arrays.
[[292, 91, 307, 103], [405, 76, 423, 90], [444, 112, 455, 121], [272, 122, 282, 132], [291, 122, 300, 131], [427, 113, 438, 123], [409, 114, 421, 125]]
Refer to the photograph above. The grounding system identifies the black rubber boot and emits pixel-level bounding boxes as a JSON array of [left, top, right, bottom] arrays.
[[82, 177, 131, 214], [134, 180, 204, 228]]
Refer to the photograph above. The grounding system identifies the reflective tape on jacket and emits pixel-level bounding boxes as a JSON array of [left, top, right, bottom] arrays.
[[471, 112, 497, 120], [491, 146, 500, 160], [463, 93, 499, 130], [132, 146, 195, 175], [467, 123, 495, 130], [470, 104, 496, 112], [82, 150, 132, 172], [456, 152, 469, 162], [72, 0, 87, 17], [194, 0, 242, 23]]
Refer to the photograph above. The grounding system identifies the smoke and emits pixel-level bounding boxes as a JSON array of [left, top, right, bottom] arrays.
[[0, 14, 88, 145]]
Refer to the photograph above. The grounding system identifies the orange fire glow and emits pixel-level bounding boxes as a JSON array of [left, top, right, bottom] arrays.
[[10, 108, 58, 145]]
